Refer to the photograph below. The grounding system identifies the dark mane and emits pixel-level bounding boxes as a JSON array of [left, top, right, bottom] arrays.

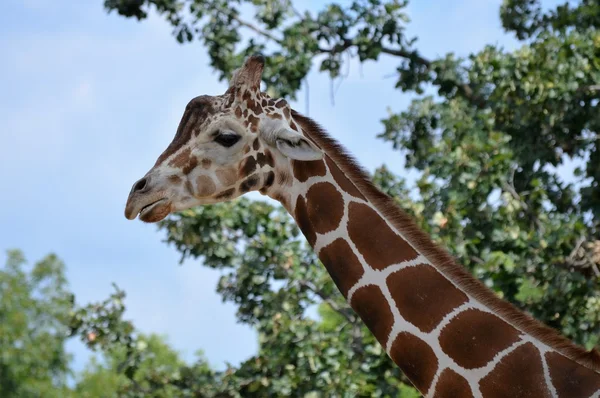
[[290, 109, 600, 372]]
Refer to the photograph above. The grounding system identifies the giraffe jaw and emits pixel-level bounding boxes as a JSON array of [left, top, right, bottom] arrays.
[[138, 198, 169, 222], [124, 197, 171, 223]]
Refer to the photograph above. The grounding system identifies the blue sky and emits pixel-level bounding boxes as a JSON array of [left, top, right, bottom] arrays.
[[1, 0, 562, 372]]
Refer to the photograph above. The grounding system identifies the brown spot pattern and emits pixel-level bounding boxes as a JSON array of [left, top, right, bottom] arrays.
[[439, 309, 521, 369], [247, 98, 261, 115], [226, 94, 235, 107], [305, 182, 344, 234], [350, 285, 394, 345], [546, 351, 600, 397], [325, 156, 364, 199], [201, 159, 212, 169], [240, 175, 259, 193], [387, 264, 468, 333], [292, 159, 326, 182], [479, 343, 552, 397], [168, 175, 182, 184], [242, 90, 251, 102], [182, 157, 198, 175], [247, 114, 259, 132], [185, 180, 194, 196], [195, 175, 216, 197], [319, 239, 364, 298], [215, 188, 235, 200], [294, 196, 316, 246], [239, 157, 257, 177], [434, 369, 473, 398], [216, 167, 237, 186], [235, 107, 242, 118], [264, 171, 275, 188], [347, 203, 418, 270], [252, 138, 260, 150], [264, 149, 274, 166], [156, 100, 211, 165], [169, 148, 191, 168], [256, 152, 267, 167], [389, 332, 438, 394], [256, 151, 275, 168]]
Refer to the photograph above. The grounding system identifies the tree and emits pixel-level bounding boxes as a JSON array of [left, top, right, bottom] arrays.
[[0, 249, 225, 397], [102, 0, 600, 394], [71, 333, 219, 398], [67, 284, 222, 397], [0, 250, 73, 398]]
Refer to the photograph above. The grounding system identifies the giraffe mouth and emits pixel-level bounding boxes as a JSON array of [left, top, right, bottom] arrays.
[[139, 198, 166, 215], [125, 188, 172, 221], [137, 198, 170, 222]]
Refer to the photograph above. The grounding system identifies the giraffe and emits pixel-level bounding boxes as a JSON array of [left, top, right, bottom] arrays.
[[124, 55, 600, 397]]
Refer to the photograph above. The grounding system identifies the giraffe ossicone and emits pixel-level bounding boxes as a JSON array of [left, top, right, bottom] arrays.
[[124, 55, 600, 397]]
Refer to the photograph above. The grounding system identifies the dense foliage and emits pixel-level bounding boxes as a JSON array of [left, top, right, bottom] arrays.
[[0, 250, 73, 398], [2, 0, 599, 396]]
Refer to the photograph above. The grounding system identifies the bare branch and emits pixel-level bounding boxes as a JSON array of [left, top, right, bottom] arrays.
[[502, 180, 545, 235], [229, 13, 487, 108], [577, 84, 600, 93], [230, 14, 284, 45], [297, 278, 355, 323], [559, 238, 600, 278]]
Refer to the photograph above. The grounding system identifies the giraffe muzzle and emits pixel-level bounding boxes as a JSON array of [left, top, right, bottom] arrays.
[[124, 175, 171, 222]]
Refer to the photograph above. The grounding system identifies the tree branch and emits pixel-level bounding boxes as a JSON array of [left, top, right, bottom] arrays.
[[229, 13, 487, 108], [230, 14, 284, 45], [321, 40, 486, 107], [561, 237, 600, 278], [502, 168, 545, 235], [297, 277, 356, 323], [577, 84, 600, 93]]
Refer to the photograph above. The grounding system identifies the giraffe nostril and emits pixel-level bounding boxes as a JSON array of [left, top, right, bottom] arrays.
[[131, 177, 149, 194]]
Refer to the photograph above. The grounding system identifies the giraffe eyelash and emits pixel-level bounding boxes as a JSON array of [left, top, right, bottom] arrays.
[[214, 131, 241, 148]]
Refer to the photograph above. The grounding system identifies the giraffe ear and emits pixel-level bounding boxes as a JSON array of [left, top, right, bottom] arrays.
[[229, 54, 265, 90], [274, 129, 323, 161], [260, 118, 323, 161]]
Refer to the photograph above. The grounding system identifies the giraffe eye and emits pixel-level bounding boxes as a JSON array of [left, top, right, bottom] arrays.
[[214, 132, 241, 148]]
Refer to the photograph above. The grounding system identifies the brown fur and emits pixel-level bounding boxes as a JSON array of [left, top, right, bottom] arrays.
[[157, 97, 212, 166], [479, 343, 552, 397], [216, 188, 236, 200], [389, 332, 438, 394], [290, 109, 600, 373], [182, 157, 198, 175], [169, 148, 192, 168], [216, 167, 237, 186], [168, 175, 182, 184], [201, 159, 212, 169], [435, 369, 473, 398]]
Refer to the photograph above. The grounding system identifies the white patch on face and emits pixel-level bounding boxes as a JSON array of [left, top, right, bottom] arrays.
[[187, 117, 252, 168]]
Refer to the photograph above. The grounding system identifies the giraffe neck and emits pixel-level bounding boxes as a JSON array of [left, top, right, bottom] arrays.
[[268, 111, 600, 398]]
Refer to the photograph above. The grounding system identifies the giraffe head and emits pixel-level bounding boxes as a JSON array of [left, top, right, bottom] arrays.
[[124, 55, 322, 222]]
